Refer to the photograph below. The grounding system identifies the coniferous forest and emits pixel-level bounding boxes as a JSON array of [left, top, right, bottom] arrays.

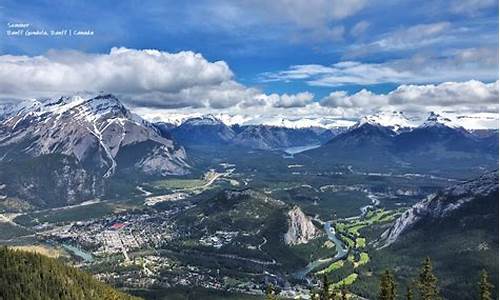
[[296, 257, 496, 300], [0, 247, 141, 300]]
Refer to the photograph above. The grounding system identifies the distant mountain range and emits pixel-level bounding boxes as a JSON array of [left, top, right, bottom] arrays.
[[301, 111, 498, 172], [157, 110, 498, 152], [2, 95, 494, 157], [163, 115, 340, 150], [0, 94, 497, 208], [154, 110, 498, 131]]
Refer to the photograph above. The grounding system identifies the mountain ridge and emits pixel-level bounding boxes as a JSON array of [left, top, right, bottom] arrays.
[[378, 170, 499, 248], [0, 94, 190, 177]]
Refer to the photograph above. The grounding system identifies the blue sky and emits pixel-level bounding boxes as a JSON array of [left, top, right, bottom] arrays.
[[0, 0, 498, 124]]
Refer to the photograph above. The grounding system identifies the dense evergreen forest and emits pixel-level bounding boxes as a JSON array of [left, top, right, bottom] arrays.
[[0, 247, 140, 300]]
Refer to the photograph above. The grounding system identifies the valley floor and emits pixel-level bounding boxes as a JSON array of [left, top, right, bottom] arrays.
[[0, 147, 495, 299]]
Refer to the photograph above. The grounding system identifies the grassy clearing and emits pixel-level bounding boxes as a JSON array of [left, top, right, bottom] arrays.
[[147, 171, 222, 194], [331, 273, 358, 288], [379, 213, 398, 223], [338, 208, 401, 240], [342, 236, 355, 248], [355, 237, 366, 249], [10, 245, 62, 258], [355, 252, 370, 268], [317, 260, 344, 275], [348, 254, 355, 263], [149, 179, 205, 190], [366, 209, 401, 224], [347, 223, 367, 236]]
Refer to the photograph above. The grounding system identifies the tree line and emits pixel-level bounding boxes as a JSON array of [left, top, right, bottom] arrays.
[[266, 257, 495, 300]]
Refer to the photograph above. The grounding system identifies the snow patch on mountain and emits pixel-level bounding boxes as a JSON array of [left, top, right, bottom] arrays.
[[147, 112, 355, 129], [253, 117, 355, 129], [354, 111, 419, 132], [180, 114, 225, 126], [420, 112, 460, 129], [148, 110, 498, 131], [0, 94, 190, 177]]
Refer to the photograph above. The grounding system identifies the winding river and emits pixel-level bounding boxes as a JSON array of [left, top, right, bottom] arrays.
[[359, 193, 381, 216], [281, 144, 321, 158], [294, 221, 348, 280]]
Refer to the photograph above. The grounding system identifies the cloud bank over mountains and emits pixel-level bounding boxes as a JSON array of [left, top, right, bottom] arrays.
[[0, 47, 497, 128], [0, 47, 317, 110]]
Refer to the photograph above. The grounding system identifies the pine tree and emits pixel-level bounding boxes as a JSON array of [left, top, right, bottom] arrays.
[[331, 286, 341, 300], [310, 289, 320, 300], [340, 286, 348, 300], [479, 269, 494, 300], [405, 284, 414, 300], [417, 257, 440, 300], [320, 275, 331, 300], [265, 285, 278, 300], [378, 270, 397, 300]]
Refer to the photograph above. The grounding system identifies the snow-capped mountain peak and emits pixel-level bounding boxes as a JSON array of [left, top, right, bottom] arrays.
[[1, 94, 132, 125], [353, 111, 417, 133], [257, 116, 354, 129], [420, 111, 459, 129], [197, 114, 222, 124], [181, 114, 225, 126], [0, 94, 190, 177]]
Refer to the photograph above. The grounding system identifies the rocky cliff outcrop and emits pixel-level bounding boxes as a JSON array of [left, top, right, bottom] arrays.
[[284, 206, 320, 245], [378, 170, 498, 248]]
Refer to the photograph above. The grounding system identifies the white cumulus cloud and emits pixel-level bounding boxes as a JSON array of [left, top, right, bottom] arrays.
[[0, 47, 311, 110], [320, 80, 499, 114]]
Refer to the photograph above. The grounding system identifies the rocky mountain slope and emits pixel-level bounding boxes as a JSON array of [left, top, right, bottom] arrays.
[[0, 154, 104, 209], [378, 170, 499, 247], [0, 94, 190, 177], [0, 95, 190, 208], [363, 170, 499, 299]]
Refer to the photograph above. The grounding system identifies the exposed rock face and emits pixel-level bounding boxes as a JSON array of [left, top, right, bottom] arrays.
[[0, 94, 190, 177], [232, 125, 332, 150], [170, 115, 236, 146], [378, 171, 499, 248], [0, 154, 105, 208], [284, 206, 320, 245]]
